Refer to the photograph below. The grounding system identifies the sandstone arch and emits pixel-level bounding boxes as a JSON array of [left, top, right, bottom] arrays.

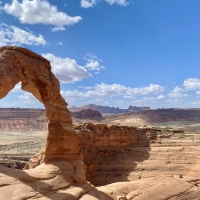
[[0, 46, 86, 183]]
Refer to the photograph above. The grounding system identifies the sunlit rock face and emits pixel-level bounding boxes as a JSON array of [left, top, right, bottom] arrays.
[[0, 46, 80, 157]]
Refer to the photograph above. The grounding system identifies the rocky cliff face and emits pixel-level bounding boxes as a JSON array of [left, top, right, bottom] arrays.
[[75, 123, 150, 186]]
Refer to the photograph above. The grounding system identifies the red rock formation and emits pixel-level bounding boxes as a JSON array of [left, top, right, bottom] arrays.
[[76, 123, 137, 148], [0, 46, 85, 183]]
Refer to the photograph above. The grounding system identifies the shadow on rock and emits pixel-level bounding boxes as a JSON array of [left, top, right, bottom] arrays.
[[78, 126, 151, 186]]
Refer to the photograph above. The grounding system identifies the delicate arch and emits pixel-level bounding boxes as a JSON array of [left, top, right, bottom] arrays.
[[0, 46, 80, 159]]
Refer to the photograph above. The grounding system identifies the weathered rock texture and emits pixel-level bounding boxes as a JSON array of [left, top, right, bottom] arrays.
[[26, 124, 200, 187], [0, 46, 86, 183], [24, 123, 150, 186], [75, 124, 150, 186], [83, 126, 200, 187], [4, 122, 200, 199]]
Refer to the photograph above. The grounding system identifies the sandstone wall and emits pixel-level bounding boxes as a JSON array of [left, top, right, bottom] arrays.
[[75, 123, 151, 185]]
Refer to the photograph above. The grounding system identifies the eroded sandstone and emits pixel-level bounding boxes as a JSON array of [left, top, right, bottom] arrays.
[[0, 46, 200, 199], [0, 46, 86, 186]]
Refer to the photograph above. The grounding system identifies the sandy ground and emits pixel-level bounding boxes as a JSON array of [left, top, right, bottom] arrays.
[[0, 131, 46, 145], [151, 121, 200, 131]]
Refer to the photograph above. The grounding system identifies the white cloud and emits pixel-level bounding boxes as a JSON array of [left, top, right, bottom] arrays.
[[0, 92, 43, 108], [56, 42, 63, 45], [86, 98, 109, 104], [113, 100, 124, 104], [165, 98, 183, 103], [129, 84, 164, 95], [52, 26, 66, 32], [80, 0, 129, 8], [18, 92, 43, 107], [61, 83, 164, 100], [183, 78, 200, 90], [157, 95, 165, 99], [0, 23, 46, 46], [42, 53, 90, 83], [3, 0, 82, 31], [19, 92, 34, 100], [168, 86, 188, 98], [80, 0, 99, 8], [105, 0, 129, 6], [78, 86, 93, 90], [84, 53, 105, 71], [132, 97, 155, 104], [196, 91, 200, 95]]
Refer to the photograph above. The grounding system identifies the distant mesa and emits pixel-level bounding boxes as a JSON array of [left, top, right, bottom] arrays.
[[127, 105, 150, 112], [69, 104, 150, 114], [71, 109, 102, 120]]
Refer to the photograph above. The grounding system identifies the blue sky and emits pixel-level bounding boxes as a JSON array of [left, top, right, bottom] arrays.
[[1, 0, 200, 109]]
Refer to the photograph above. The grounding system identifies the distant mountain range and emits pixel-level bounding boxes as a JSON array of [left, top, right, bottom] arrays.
[[69, 104, 150, 114], [1, 106, 200, 132]]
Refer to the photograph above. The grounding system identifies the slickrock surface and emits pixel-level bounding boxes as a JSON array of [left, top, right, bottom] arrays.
[[1, 125, 200, 199], [83, 177, 199, 200]]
